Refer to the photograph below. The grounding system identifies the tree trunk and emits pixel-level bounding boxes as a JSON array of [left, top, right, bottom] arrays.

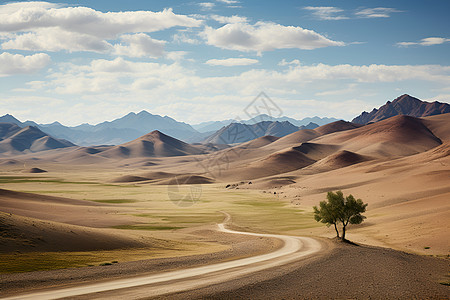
[[333, 223, 339, 238], [342, 224, 346, 240]]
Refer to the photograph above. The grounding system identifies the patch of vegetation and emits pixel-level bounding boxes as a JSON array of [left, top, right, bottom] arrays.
[[112, 224, 183, 230], [313, 190, 367, 240], [0, 248, 180, 273], [424, 246, 430, 249], [93, 199, 139, 204]]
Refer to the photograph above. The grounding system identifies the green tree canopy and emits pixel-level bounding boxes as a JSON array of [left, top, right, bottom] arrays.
[[313, 191, 367, 240]]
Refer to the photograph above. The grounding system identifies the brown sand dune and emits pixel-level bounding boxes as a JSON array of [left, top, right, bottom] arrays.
[[0, 189, 138, 228], [422, 112, 450, 142], [219, 147, 316, 180], [313, 120, 362, 135], [0, 188, 103, 206], [261, 120, 361, 151], [0, 159, 20, 165], [272, 143, 450, 255], [237, 136, 280, 149], [112, 175, 150, 183], [158, 174, 214, 185], [0, 212, 149, 253], [312, 115, 442, 157], [291, 142, 340, 160], [308, 150, 370, 171], [141, 171, 177, 180], [101, 130, 204, 158], [262, 129, 319, 150]]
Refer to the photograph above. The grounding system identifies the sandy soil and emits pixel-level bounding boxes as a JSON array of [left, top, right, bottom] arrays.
[[167, 240, 449, 300]]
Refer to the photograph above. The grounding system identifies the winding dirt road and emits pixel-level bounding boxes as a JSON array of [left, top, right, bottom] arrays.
[[2, 212, 322, 300]]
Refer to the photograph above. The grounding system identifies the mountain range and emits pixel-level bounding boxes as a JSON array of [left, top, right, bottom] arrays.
[[0, 94, 448, 155], [203, 121, 319, 144], [0, 111, 333, 146], [192, 115, 338, 133], [0, 123, 74, 154], [352, 94, 450, 124]]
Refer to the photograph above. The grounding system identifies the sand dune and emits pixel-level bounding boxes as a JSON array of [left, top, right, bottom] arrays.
[[0, 212, 149, 253], [422, 113, 450, 142], [112, 175, 150, 183], [263, 129, 319, 150], [237, 136, 280, 149], [291, 143, 340, 160], [101, 130, 205, 158], [158, 174, 214, 185], [309, 150, 369, 171], [312, 115, 442, 157], [313, 120, 362, 135]]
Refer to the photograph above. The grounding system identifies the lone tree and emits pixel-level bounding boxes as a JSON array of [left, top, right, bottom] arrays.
[[313, 191, 367, 240]]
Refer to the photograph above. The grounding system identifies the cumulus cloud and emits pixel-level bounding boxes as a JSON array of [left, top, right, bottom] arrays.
[[17, 57, 450, 123], [0, 52, 50, 76], [205, 57, 258, 66], [303, 6, 348, 20], [355, 7, 401, 18], [201, 21, 344, 54], [210, 15, 248, 24], [216, 0, 240, 4], [278, 59, 301, 66], [397, 37, 450, 47], [2, 28, 113, 52], [165, 51, 191, 61], [0, 3, 201, 55], [173, 32, 201, 44], [199, 2, 215, 10], [38, 57, 450, 99], [113, 33, 166, 58]]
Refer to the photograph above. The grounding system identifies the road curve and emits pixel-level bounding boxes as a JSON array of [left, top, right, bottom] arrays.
[[2, 212, 322, 300]]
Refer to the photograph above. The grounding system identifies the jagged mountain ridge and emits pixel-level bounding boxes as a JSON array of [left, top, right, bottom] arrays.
[[352, 94, 450, 124]]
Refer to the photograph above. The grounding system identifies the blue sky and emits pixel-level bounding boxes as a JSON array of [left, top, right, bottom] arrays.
[[0, 0, 449, 126]]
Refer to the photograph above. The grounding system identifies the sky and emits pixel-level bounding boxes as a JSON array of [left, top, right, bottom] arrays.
[[0, 0, 449, 126]]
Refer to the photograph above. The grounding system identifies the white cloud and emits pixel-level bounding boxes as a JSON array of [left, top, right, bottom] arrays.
[[355, 7, 401, 18], [113, 33, 166, 58], [199, 2, 215, 10], [13, 57, 450, 124], [36, 58, 450, 100], [0, 3, 201, 55], [303, 6, 348, 20], [0, 52, 50, 76], [0, 4, 201, 35], [210, 15, 248, 24], [165, 51, 191, 61], [201, 21, 344, 54], [216, 0, 240, 4], [278, 59, 301, 66], [173, 32, 201, 44], [206, 57, 258, 66], [397, 37, 450, 47], [2, 28, 113, 52]]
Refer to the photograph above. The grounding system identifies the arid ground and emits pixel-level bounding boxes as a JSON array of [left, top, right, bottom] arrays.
[[0, 114, 449, 299]]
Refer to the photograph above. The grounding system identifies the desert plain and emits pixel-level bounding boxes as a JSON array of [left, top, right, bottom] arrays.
[[0, 113, 449, 299]]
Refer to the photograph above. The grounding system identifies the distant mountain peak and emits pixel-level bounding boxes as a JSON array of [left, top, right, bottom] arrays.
[[352, 94, 450, 124]]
